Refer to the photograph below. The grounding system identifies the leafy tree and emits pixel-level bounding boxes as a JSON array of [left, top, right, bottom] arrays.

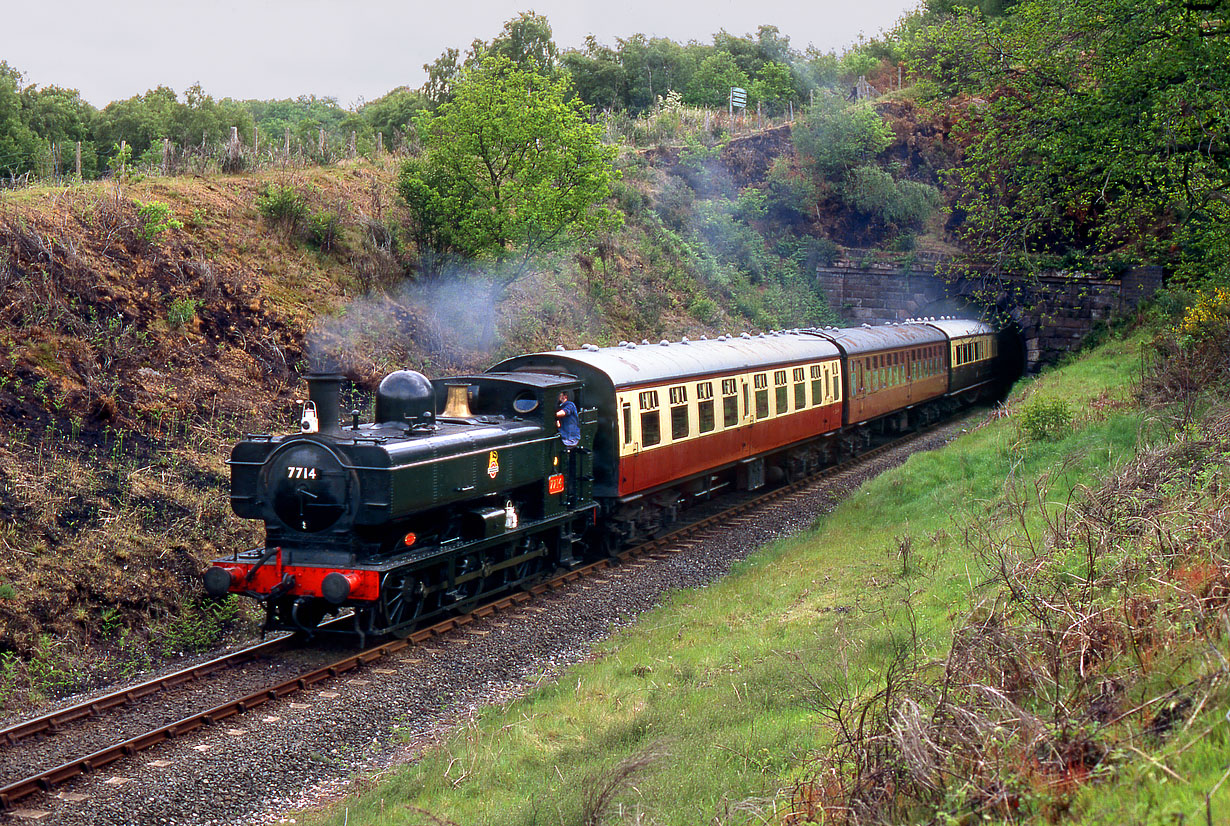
[[755, 25, 796, 65], [422, 48, 462, 108], [792, 100, 892, 181], [908, 0, 1230, 282], [751, 61, 796, 114], [360, 87, 427, 143], [489, 11, 558, 73], [561, 36, 625, 111], [686, 52, 752, 108], [398, 55, 620, 300], [713, 29, 764, 77], [19, 83, 98, 176], [0, 64, 41, 177], [97, 86, 177, 159]]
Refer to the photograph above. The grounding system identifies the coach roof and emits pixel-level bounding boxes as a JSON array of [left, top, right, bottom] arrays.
[[489, 331, 842, 389], [919, 318, 996, 340], [805, 323, 947, 356]]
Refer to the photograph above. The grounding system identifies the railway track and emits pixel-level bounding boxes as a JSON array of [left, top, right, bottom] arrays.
[[0, 421, 953, 813]]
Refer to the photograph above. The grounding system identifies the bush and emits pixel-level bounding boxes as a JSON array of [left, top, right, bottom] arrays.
[[306, 210, 341, 251], [135, 201, 183, 244], [167, 297, 201, 329], [885, 179, 939, 226], [845, 164, 896, 216], [1175, 286, 1230, 347], [256, 183, 308, 231], [689, 295, 719, 324], [1016, 396, 1073, 441]]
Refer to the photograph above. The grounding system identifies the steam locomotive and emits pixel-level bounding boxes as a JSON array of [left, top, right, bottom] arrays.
[[204, 319, 1002, 641]]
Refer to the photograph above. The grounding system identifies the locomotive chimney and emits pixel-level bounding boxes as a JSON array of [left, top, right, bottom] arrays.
[[441, 381, 473, 418], [305, 372, 344, 434]]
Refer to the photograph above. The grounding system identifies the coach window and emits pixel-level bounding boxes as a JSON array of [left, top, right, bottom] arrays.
[[697, 382, 716, 433], [811, 365, 824, 405], [754, 373, 769, 419], [639, 390, 661, 447], [774, 370, 788, 415], [669, 385, 689, 440], [721, 378, 739, 428], [621, 402, 632, 445], [792, 367, 807, 409], [832, 366, 841, 401]]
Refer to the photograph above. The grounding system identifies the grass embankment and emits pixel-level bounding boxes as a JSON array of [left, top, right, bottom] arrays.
[[302, 325, 1230, 825]]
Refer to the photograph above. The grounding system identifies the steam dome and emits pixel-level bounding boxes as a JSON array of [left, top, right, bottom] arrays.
[[375, 370, 435, 424]]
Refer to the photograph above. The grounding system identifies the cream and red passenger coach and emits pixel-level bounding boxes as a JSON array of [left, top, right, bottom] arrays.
[[494, 332, 846, 500], [491, 318, 998, 520]]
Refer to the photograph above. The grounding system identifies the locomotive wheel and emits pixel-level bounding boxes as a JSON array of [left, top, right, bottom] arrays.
[[446, 553, 484, 606], [378, 571, 425, 638], [507, 543, 545, 586]]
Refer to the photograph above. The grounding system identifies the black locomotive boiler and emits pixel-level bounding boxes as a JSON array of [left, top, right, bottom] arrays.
[[204, 318, 1003, 640]]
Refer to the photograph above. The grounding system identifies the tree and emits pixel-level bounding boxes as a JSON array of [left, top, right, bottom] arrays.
[[0, 64, 41, 178], [360, 87, 427, 143], [908, 0, 1230, 282], [562, 36, 625, 111], [792, 99, 893, 181], [686, 52, 752, 108], [422, 48, 462, 108], [751, 61, 796, 114], [398, 55, 620, 300], [489, 11, 558, 73]]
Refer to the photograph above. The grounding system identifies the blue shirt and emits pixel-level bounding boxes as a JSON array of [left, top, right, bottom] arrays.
[[557, 400, 580, 446]]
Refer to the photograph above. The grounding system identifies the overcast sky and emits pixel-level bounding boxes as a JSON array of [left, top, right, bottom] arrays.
[[4, 0, 921, 108]]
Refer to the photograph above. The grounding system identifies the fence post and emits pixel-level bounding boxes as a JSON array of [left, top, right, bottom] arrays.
[[789, 101, 793, 122], [757, 101, 762, 130], [319, 128, 325, 156], [349, 131, 356, 157], [376, 132, 383, 155], [254, 125, 259, 156], [162, 138, 170, 176], [284, 127, 291, 156], [76, 141, 82, 179]]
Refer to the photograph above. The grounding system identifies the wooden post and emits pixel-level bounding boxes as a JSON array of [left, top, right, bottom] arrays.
[[348, 131, 356, 157], [284, 127, 291, 155], [898, 65, 903, 90], [75, 141, 82, 179], [376, 132, 383, 154], [789, 101, 793, 122], [318, 128, 325, 155], [230, 126, 238, 146], [162, 138, 169, 175], [254, 126, 259, 156], [757, 101, 762, 130]]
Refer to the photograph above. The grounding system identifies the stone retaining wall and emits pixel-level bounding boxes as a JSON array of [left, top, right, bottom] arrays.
[[816, 260, 1164, 371]]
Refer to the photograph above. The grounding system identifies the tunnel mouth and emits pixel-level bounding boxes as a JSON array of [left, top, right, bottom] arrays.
[[910, 299, 1026, 395]]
